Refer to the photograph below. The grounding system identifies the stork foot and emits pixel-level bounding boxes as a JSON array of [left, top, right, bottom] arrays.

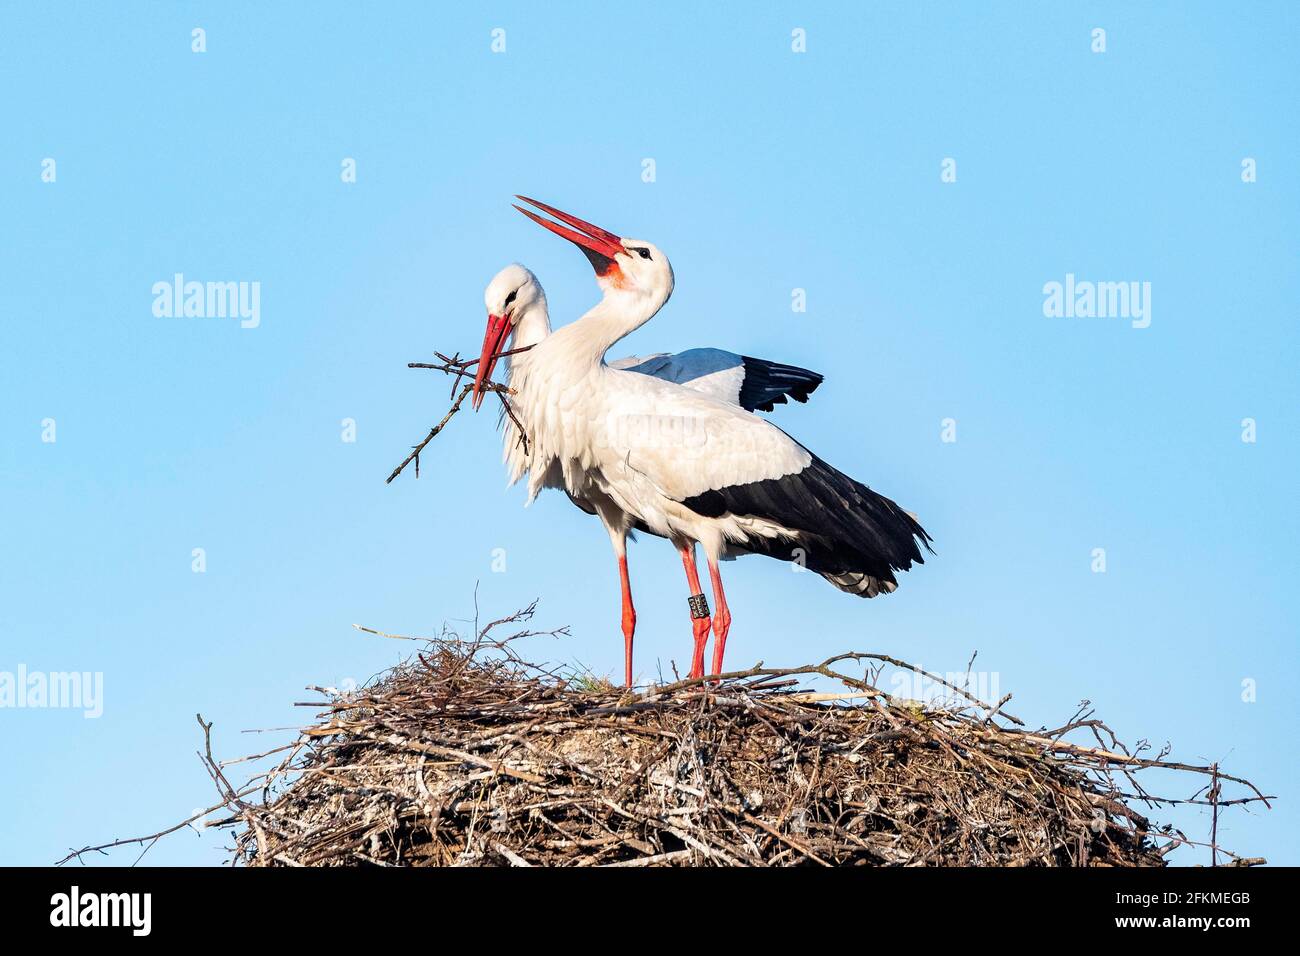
[[689, 615, 711, 680], [678, 544, 712, 683], [621, 608, 635, 688], [617, 554, 636, 688], [709, 607, 731, 680], [707, 560, 732, 684]]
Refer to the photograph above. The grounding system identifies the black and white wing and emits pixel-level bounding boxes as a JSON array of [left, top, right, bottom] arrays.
[[609, 348, 823, 413], [681, 452, 933, 598]]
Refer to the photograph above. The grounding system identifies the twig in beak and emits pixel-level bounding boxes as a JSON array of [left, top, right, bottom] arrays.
[[386, 344, 535, 484]]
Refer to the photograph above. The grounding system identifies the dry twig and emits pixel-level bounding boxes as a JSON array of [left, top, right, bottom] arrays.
[[387, 346, 533, 484]]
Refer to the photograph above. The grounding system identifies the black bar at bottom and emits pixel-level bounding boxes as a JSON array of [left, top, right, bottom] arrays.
[[0, 865, 1280, 940]]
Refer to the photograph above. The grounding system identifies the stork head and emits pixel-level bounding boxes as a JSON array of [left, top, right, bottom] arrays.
[[472, 264, 544, 410], [483, 263, 543, 319], [513, 195, 674, 306]]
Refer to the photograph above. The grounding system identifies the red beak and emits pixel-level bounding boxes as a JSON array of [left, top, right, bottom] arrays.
[[513, 195, 625, 276], [471, 312, 511, 410]]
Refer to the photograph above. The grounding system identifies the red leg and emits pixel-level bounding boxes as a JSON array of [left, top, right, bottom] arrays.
[[679, 543, 711, 679], [708, 559, 732, 679], [618, 555, 636, 688]]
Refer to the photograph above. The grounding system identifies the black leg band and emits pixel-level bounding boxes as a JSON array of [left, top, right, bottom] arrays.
[[688, 593, 710, 620]]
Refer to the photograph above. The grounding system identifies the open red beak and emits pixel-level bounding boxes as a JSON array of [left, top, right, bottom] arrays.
[[513, 195, 625, 276], [471, 312, 511, 410]]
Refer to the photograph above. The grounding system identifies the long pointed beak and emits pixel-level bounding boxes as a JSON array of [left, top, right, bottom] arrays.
[[471, 312, 511, 410], [513, 195, 624, 276]]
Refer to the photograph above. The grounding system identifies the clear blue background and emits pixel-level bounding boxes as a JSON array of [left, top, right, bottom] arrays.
[[1, 2, 1295, 866]]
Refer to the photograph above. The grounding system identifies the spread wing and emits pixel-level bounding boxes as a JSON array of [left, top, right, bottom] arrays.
[[609, 348, 823, 413]]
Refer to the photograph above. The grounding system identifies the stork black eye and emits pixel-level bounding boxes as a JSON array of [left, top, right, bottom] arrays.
[[504, 290, 518, 307], [631, 247, 652, 260]]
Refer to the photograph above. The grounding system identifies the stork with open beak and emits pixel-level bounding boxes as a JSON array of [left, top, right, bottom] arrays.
[[472, 197, 932, 687], [474, 262, 824, 687]]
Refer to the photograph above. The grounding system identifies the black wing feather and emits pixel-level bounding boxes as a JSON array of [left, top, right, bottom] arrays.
[[681, 453, 932, 598], [738, 356, 825, 413]]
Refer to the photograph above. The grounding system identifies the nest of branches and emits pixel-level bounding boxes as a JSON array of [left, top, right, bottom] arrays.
[[95, 604, 1251, 869]]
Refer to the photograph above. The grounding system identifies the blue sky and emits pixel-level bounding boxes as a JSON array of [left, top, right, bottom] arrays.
[[1, 2, 1295, 866]]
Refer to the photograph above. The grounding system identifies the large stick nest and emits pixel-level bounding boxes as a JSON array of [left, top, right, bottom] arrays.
[[148, 603, 1261, 868]]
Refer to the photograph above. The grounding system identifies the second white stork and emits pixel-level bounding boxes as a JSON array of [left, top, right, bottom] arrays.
[[472, 196, 932, 686]]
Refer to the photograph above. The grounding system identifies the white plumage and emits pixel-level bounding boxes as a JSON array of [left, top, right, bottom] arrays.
[[481, 263, 821, 512], [470, 198, 931, 687]]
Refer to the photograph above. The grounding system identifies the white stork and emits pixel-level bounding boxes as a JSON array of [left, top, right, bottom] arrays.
[[475, 262, 824, 686], [471, 197, 932, 686]]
